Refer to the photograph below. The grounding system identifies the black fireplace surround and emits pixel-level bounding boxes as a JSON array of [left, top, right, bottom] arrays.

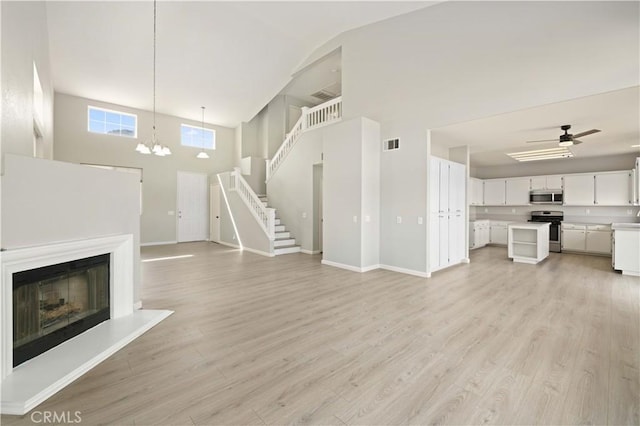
[[13, 254, 110, 367]]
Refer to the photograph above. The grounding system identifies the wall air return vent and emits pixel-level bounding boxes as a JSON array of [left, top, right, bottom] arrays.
[[383, 138, 400, 151]]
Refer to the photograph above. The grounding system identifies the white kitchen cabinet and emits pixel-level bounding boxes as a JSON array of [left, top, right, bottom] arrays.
[[470, 220, 490, 249], [430, 157, 466, 273], [561, 223, 586, 251], [505, 177, 531, 205], [563, 174, 595, 205], [470, 177, 484, 206], [612, 223, 640, 276], [594, 171, 632, 206], [530, 175, 563, 190], [585, 224, 612, 254], [490, 221, 510, 245], [484, 179, 506, 205], [561, 223, 612, 255]]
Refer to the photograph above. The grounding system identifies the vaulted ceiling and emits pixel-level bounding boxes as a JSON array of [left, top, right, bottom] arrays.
[[45, 1, 433, 128]]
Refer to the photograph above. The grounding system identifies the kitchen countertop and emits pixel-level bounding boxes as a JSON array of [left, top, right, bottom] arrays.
[[612, 223, 640, 230], [508, 222, 550, 230]]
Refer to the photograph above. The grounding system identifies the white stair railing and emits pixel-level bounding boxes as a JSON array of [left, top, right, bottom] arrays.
[[229, 168, 275, 240], [306, 96, 342, 131], [266, 96, 342, 182]]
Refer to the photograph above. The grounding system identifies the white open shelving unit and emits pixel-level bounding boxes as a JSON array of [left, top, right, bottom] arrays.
[[507, 222, 550, 264]]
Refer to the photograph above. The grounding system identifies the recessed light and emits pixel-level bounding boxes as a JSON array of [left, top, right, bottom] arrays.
[[632, 144, 640, 148]]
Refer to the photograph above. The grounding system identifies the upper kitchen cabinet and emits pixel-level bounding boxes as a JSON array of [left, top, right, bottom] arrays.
[[563, 174, 595, 205], [530, 175, 563, 190], [505, 177, 530, 205], [564, 171, 633, 206], [470, 177, 484, 206], [484, 179, 506, 205], [595, 171, 632, 206]]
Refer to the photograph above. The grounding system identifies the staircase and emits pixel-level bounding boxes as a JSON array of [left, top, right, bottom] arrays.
[[257, 195, 301, 255]]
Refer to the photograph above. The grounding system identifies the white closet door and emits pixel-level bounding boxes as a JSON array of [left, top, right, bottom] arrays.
[[177, 171, 208, 242]]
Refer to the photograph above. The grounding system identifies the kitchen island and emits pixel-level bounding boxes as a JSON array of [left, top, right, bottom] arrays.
[[612, 223, 640, 276], [507, 222, 550, 264]]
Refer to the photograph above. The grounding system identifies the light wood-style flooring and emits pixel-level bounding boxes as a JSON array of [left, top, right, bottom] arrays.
[[2, 243, 639, 425]]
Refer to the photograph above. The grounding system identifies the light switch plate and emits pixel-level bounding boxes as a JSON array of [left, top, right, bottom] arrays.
[[397, 216, 402, 224], [365, 215, 371, 223], [302, 212, 307, 219], [353, 215, 358, 223], [418, 217, 423, 225], [168, 211, 175, 216]]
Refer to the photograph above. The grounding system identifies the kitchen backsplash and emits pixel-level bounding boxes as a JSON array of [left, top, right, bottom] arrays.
[[469, 205, 640, 224]]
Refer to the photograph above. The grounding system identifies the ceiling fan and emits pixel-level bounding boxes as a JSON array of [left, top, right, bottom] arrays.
[[526, 124, 601, 147]]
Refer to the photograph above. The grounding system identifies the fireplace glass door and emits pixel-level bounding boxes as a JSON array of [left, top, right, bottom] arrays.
[[13, 254, 110, 366]]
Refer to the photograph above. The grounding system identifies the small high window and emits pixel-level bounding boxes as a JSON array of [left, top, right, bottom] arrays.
[[181, 124, 215, 150], [88, 106, 137, 138]]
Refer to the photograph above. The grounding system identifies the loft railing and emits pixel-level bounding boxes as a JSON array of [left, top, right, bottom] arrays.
[[229, 168, 275, 239], [266, 96, 342, 182]]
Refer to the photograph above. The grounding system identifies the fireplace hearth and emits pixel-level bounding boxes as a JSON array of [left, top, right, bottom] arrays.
[[13, 254, 110, 367]]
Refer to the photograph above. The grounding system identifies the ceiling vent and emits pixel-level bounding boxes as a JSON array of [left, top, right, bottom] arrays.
[[383, 138, 400, 151], [311, 83, 341, 102]]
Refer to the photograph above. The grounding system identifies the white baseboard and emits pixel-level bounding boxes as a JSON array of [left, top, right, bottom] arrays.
[[462, 258, 471, 263], [216, 240, 241, 250], [241, 246, 275, 257], [300, 249, 322, 255], [361, 264, 381, 272], [379, 264, 430, 278], [140, 241, 177, 247], [133, 301, 142, 310], [321, 259, 379, 273]]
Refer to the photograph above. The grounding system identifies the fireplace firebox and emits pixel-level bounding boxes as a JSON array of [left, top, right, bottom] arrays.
[[13, 254, 110, 367]]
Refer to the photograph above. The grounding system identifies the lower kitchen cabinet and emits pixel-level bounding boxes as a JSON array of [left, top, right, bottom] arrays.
[[470, 220, 490, 249], [489, 221, 510, 245], [561, 223, 611, 255]]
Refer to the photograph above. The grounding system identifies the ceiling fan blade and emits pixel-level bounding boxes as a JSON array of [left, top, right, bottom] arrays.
[[526, 139, 557, 143], [572, 129, 601, 138], [572, 139, 583, 145]]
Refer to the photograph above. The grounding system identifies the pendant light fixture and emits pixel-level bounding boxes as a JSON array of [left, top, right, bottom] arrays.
[[136, 0, 171, 156], [196, 106, 210, 159]]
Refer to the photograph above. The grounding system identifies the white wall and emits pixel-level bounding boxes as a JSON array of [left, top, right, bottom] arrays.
[[323, 117, 380, 270], [217, 172, 272, 255], [379, 120, 429, 274], [2, 155, 142, 302], [1, 1, 54, 162], [53, 93, 236, 245], [266, 130, 323, 253], [360, 119, 381, 268], [472, 153, 637, 179]]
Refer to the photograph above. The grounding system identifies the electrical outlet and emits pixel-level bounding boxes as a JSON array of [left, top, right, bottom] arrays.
[[627, 209, 633, 215], [484, 208, 488, 213], [511, 208, 516, 214], [586, 209, 590, 215], [302, 212, 307, 219], [168, 211, 175, 216], [353, 215, 358, 223]]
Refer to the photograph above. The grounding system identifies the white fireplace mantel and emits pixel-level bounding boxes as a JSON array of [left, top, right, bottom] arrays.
[[0, 234, 172, 415]]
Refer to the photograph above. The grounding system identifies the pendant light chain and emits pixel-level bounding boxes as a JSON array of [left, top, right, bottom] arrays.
[[152, 0, 157, 141]]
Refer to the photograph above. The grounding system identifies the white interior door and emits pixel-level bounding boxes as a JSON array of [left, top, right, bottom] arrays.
[[177, 171, 208, 242], [209, 184, 221, 243]]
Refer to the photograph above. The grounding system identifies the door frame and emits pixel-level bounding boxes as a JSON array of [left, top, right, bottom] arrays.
[[209, 183, 221, 243]]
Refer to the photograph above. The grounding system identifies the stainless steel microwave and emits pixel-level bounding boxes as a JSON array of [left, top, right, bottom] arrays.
[[529, 190, 563, 204]]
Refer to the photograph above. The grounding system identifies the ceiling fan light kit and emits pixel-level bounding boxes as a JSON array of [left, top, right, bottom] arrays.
[[526, 124, 601, 148]]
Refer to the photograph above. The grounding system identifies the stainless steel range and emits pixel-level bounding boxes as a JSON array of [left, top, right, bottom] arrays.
[[529, 211, 563, 253]]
